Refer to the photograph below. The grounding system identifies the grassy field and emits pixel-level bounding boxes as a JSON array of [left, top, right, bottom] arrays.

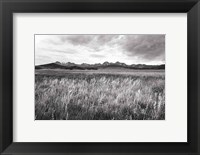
[[35, 69, 165, 120]]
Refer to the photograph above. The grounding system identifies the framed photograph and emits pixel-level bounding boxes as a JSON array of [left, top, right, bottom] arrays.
[[0, 0, 199, 154], [35, 34, 165, 121]]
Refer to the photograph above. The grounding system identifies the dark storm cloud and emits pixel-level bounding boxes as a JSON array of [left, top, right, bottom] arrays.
[[121, 35, 165, 61]]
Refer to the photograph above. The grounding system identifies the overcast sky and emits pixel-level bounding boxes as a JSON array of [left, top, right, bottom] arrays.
[[35, 34, 165, 65]]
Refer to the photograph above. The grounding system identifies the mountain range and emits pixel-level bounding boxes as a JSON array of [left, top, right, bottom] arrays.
[[35, 61, 165, 70]]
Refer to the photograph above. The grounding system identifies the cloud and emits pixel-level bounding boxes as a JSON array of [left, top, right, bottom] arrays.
[[95, 35, 119, 45], [90, 54, 105, 58], [121, 35, 165, 61], [37, 47, 78, 55], [35, 34, 165, 65], [57, 35, 119, 51], [59, 35, 93, 45]]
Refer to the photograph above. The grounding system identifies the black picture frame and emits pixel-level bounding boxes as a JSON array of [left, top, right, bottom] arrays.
[[0, 0, 200, 154]]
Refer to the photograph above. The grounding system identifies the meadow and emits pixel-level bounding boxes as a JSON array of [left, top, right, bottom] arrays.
[[35, 69, 165, 120]]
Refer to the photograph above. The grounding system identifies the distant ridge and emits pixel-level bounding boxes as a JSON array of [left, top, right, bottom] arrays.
[[35, 61, 165, 70]]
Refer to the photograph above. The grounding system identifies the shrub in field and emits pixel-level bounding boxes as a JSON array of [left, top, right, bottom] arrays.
[[35, 72, 165, 120]]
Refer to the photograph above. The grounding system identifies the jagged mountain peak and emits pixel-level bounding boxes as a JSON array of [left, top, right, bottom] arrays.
[[36, 61, 165, 70]]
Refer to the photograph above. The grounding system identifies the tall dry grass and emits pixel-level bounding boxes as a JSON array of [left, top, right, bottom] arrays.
[[35, 72, 165, 120]]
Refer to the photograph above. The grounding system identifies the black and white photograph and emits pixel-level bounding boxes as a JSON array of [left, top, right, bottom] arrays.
[[35, 34, 165, 120]]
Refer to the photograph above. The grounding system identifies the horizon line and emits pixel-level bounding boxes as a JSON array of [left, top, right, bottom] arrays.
[[35, 61, 165, 66]]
